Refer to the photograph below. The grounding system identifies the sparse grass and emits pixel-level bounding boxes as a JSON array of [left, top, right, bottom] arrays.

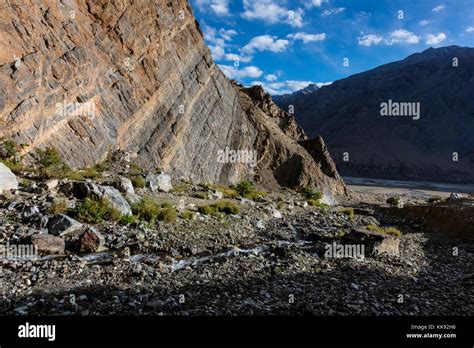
[[300, 185, 322, 201], [341, 207, 355, 220], [233, 180, 266, 200], [119, 214, 138, 225], [132, 197, 176, 223], [180, 210, 196, 221], [129, 163, 143, 175], [130, 175, 145, 189], [0, 159, 26, 174], [37, 147, 62, 167], [0, 139, 21, 159], [132, 196, 161, 222], [387, 196, 402, 207], [194, 191, 209, 200], [76, 198, 122, 224], [172, 183, 191, 193], [199, 200, 240, 216], [210, 184, 238, 198], [366, 224, 402, 238], [49, 199, 69, 214], [157, 208, 177, 223]]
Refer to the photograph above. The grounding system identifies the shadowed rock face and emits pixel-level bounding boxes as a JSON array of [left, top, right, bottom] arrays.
[[0, 0, 346, 196], [273, 46, 474, 184]]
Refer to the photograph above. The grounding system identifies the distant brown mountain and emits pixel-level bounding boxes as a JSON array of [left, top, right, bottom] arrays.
[[273, 46, 474, 183]]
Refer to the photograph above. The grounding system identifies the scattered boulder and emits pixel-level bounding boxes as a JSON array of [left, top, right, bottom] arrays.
[[209, 190, 223, 200], [60, 182, 132, 216], [449, 192, 466, 201], [344, 228, 400, 256], [0, 163, 18, 193], [125, 192, 142, 205], [100, 186, 133, 216], [146, 173, 173, 193], [31, 234, 65, 255], [79, 228, 106, 253], [267, 206, 283, 219], [48, 214, 83, 236], [117, 176, 135, 195], [42, 179, 59, 191]]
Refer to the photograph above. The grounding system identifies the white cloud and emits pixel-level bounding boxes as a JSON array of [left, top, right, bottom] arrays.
[[265, 74, 278, 82], [358, 30, 421, 46], [322, 7, 345, 16], [288, 32, 326, 43], [242, 35, 290, 54], [358, 34, 383, 46], [426, 32, 446, 45], [386, 29, 420, 45], [466, 26, 474, 33], [219, 65, 263, 79], [306, 0, 328, 8], [242, 0, 304, 27], [419, 19, 431, 26], [432, 5, 445, 12], [196, 0, 230, 16], [203, 26, 249, 63], [250, 80, 332, 95]]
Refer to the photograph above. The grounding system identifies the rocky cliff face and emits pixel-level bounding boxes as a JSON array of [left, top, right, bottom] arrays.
[[273, 46, 474, 184], [0, 0, 345, 196]]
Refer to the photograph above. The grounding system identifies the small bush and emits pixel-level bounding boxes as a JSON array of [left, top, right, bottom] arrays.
[[300, 186, 322, 201], [76, 198, 122, 224], [199, 201, 240, 216], [210, 184, 238, 198], [37, 147, 62, 167], [235, 180, 255, 198], [387, 196, 402, 207], [180, 210, 196, 221], [341, 208, 355, 220], [1, 159, 25, 174], [160, 202, 173, 209], [49, 199, 69, 214], [132, 196, 161, 222], [0, 139, 21, 159], [194, 191, 209, 200], [129, 163, 143, 175], [119, 215, 138, 225], [172, 184, 190, 193], [366, 224, 401, 238], [157, 208, 177, 223], [130, 175, 145, 189]]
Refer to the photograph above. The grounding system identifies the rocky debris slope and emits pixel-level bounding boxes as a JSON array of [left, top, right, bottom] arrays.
[[273, 46, 474, 183], [0, 167, 472, 316], [0, 0, 345, 196]]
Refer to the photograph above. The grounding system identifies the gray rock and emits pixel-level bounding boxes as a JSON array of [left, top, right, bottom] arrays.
[[449, 192, 466, 201], [100, 186, 132, 216], [117, 176, 135, 195], [209, 190, 223, 200], [146, 173, 173, 193], [48, 214, 83, 236], [125, 192, 142, 205], [0, 163, 18, 193]]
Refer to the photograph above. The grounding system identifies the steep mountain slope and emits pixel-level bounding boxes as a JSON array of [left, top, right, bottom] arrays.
[[0, 0, 346, 196], [274, 46, 474, 183]]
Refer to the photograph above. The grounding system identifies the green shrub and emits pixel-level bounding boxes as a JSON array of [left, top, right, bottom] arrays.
[[387, 196, 402, 207], [1, 139, 21, 159], [119, 214, 138, 225], [76, 198, 122, 223], [1, 159, 25, 174], [132, 196, 161, 222], [366, 224, 401, 237], [199, 200, 240, 216], [210, 184, 238, 198], [300, 185, 322, 201], [341, 208, 355, 220], [194, 191, 209, 200], [235, 180, 255, 198], [49, 199, 69, 214], [180, 210, 196, 221], [130, 175, 145, 189], [37, 147, 62, 167], [157, 208, 177, 223]]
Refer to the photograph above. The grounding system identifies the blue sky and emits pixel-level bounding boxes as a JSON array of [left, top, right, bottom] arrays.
[[191, 0, 474, 95]]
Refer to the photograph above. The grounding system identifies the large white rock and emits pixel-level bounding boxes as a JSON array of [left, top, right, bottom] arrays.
[[146, 173, 173, 193], [0, 163, 19, 193]]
